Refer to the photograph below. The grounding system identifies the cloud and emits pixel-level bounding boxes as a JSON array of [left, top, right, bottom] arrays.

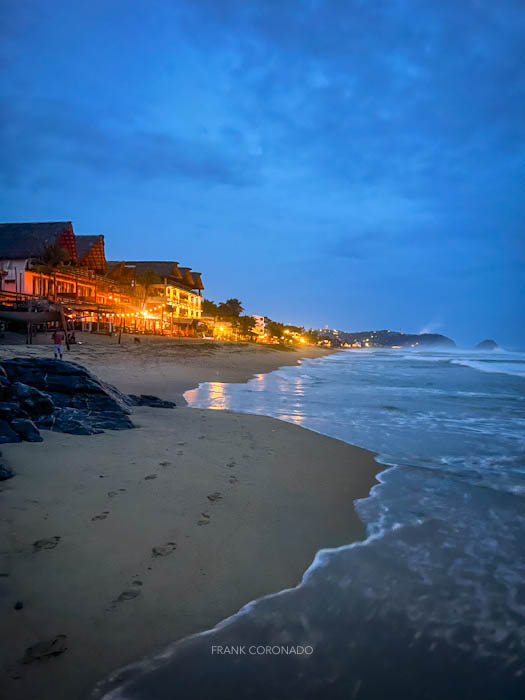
[[0, 97, 262, 189]]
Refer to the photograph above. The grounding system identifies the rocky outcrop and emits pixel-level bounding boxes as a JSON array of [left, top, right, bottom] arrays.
[[128, 394, 176, 409], [0, 358, 133, 440], [475, 339, 498, 350], [0, 358, 177, 447]]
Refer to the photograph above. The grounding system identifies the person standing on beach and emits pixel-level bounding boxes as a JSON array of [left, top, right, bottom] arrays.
[[52, 328, 65, 360]]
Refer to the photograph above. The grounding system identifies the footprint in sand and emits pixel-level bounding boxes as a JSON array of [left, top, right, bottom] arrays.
[[207, 492, 222, 503], [116, 589, 141, 603], [91, 512, 109, 521], [176, 450, 184, 456], [228, 476, 238, 484], [159, 461, 171, 467], [144, 474, 157, 480], [107, 491, 118, 498], [33, 536, 60, 552], [152, 542, 177, 557], [197, 513, 211, 526], [177, 442, 186, 446], [226, 460, 236, 468]]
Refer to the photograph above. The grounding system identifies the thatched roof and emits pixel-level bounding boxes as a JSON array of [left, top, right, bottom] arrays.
[[107, 261, 203, 290], [0, 222, 75, 260], [76, 235, 100, 259], [76, 235, 106, 273], [189, 271, 204, 290]]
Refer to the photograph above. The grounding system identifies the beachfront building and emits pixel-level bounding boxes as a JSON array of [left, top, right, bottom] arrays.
[[0, 221, 120, 306], [251, 315, 266, 338], [107, 261, 204, 335], [0, 222, 206, 337]]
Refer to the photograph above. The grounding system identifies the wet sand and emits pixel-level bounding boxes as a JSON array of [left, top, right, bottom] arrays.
[[0, 335, 379, 699]]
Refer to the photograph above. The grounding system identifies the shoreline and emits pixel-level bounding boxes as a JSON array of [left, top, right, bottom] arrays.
[[0, 336, 380, 700]]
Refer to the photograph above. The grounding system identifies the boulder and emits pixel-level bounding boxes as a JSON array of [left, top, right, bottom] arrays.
[[0, 375, 11, 401], [10, 418, 43, 443], [0, 419, 21, 444], [10, 383, 54, 417], [1, 358, 131, 413], [128, 394, 176, 409], [0, 402, 26, 421], [43, 408, 105, 436], [0, 358, 164, 443]]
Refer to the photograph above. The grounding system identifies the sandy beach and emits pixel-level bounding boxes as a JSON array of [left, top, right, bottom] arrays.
[[0, 335, 379, 700]]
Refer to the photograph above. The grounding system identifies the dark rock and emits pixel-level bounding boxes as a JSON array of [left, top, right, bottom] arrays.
[[0, 358, 135, 438], [0, 401, 26, 420], [10, 418, 43, 443], [475, 339, 498, 350], [43, 392, 72, 408], [34, 414, 54, 429], [10, 383, 54, 417], [0, 375, 11, 400], [48, 408, 104, 436], [89, 411, 134, 431], [0, 419, 21, 444], [14, 601, 23, 610], [22, 635, 67, 663], [1, 359, 131, 413], [128, 394, 176, 409]]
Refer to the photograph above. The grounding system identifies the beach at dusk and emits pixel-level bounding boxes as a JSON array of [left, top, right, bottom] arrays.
[[2, 0, 524, 698], [0, 339, 380, 700]]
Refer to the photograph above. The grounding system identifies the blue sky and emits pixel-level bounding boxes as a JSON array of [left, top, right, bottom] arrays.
[[1, 0, 524, 347]]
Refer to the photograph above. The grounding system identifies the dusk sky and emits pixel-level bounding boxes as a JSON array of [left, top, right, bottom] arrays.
[[1, 0, 524, 347]]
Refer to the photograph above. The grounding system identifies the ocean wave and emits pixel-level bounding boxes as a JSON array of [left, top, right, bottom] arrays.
[[451, 359, 525, 377]]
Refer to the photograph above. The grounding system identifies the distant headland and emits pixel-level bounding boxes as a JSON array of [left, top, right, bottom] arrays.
[[319, 329, 456, 348]]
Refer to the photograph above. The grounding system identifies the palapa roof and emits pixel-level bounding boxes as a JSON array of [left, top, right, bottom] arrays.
[[189, 271, 204, 290], [75, 235, 101, 259], [0, 222, 76, 260], [107, 260, 203, 291], [76, 235, 106, 273]]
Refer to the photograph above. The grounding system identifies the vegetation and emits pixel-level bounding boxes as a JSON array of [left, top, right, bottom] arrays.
[[33, 242, 71, 272], [217, 298, 243, 318], [237, 315, 256, 335], [136, 268, 162, 308], [202, 297, 321, 345]]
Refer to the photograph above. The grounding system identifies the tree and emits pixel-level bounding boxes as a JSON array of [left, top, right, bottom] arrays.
[[136, 268, 162, 308], [31, 242, 72, 302], [33, 242, 71, 271], [304, 328, 321, 343], [217, 298, 243, 318], [265, 318, 284, 339], [237, 315, 256, 336], [202, 298, 220, 315]]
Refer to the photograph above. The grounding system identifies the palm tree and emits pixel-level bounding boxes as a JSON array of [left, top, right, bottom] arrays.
[[31, 242, 72, 301], [136, 269, 162, 309]]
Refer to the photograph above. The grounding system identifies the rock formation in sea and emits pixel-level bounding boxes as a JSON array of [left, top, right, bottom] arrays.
[[474, 339, 498, 350]]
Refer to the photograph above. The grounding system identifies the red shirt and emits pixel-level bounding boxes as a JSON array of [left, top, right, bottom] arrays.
[[52, 331, 64, 344]]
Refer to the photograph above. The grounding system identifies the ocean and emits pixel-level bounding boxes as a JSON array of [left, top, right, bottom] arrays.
[[92, 348, 525, 699]]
